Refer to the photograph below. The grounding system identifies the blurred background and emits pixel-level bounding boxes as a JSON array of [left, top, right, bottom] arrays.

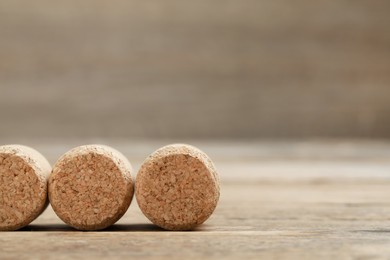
[[2, 2, 390, 257], [0, 0, 389, 142]]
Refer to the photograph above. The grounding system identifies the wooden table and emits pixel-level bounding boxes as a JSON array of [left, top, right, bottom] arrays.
[[1, 140, 390, 259]]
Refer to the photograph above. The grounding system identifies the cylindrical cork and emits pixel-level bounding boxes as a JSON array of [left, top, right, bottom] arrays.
[[0, 145, 51, 231], [48, 145, 134, 230], [136, 144, 220, 230]]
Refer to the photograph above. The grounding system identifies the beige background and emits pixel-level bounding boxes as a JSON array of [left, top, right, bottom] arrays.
[[1, 0, 389, 140], [1, 2, 390, 258]]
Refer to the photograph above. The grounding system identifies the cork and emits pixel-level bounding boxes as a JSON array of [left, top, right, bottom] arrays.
[[135, 144, 220, 230], [48, 145, 134, 230], [0, 145, 51, 231]]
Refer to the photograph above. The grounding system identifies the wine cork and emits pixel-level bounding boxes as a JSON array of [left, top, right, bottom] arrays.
[[48, 145, 134, 230], [0, 145, 51, 231], [136, 144, 220, 230]]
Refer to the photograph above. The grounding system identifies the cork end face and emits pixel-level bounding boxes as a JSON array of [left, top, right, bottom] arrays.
[[0, 150, 48, 231], [49, 145, 134, 231], [136, 144, 220, 231]]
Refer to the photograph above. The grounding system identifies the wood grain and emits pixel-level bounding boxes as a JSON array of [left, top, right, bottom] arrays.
[[0, 0, 390, 139], [1, 141, 390, 259]]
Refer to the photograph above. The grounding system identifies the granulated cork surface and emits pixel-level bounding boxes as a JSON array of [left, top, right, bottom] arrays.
[[49, 145, 134, 230], [2, 141, 390, 259], [136, 144, 220, 230], [0, 145, 51, 231]]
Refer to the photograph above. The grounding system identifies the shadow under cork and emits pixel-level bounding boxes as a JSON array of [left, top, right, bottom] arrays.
[[17, 223, 166, 232], [15, 224, 208, 232]]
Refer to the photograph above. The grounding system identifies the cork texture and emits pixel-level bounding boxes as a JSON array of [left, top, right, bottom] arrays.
[[48, 145, 134, 230], [136, 144, 220, 230], [0, 145, 51, 231]]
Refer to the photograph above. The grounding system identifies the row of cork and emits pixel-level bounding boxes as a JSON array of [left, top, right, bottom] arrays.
[[0, 144, 220, 231]]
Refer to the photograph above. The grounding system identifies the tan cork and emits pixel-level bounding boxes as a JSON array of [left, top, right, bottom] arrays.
[[0, 145, 51, 231], [135, 144, 220, 230], [48, 145, 134, 230]]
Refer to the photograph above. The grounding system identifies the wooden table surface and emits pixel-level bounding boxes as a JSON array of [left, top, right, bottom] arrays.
[[1, 140, 390, 259]]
